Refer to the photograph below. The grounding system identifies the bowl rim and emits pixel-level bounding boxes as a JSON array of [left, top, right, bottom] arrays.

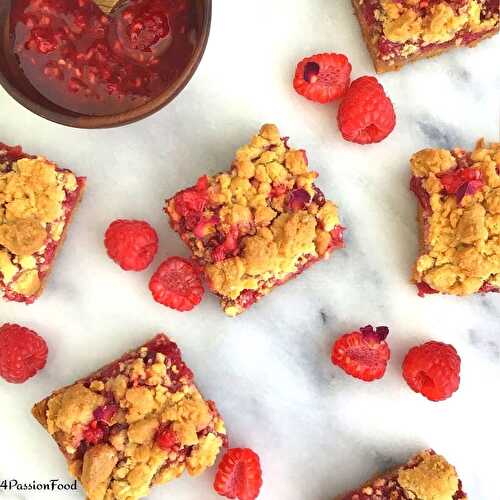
[[0, 0, 212, 129]]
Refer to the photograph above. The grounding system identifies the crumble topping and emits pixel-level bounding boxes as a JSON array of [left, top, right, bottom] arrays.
[[0, 158, 68, 223], [379, 0, 424, 43], [0, 154, 79, 300], [341, 450, 466, 499], [81, 444, 119, 500], [362, 0, 499, 63], [33, 335, 226, 500], [398, 451, 459, 499], [165, 124, 343, 316], [47, 384, 106, 434], [411, 140, 500, 295], [379, 0, 497, 44], [205, 211, 319, 300]]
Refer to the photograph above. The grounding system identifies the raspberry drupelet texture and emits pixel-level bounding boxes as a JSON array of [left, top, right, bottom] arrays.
[[32, 334, 227, 500], [0, 323, 48, 383], [337, 76, 396, 144], [214, 448, 263, 500], [165, 124, 345, 317], [293, 53, 352, 103], [337, 449, 468, 499], [402, 341, 461, 401], [104, 219, 159, 271], [410, 141, 500, 296], [149, 257, 204, 311], [331, 325, 390, 381]]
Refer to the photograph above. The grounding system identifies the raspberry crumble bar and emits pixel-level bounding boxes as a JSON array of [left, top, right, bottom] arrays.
[[337, 449, 467, 499], [32, 334, 226, 500], [165, 124, 344, 316], [0, 143, 85, 303], [352, 0, 499, 73], [410, 140, 499, 296]]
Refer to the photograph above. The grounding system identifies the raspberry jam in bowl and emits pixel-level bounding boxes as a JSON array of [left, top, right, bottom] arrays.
[[0, 0, 211, 127]]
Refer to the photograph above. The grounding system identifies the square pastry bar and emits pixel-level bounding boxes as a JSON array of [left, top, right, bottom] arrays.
[[337, 449, 467, 499], [165, 124, 344, 316], [352, 0, 499, 73], [32, 334, 227, 500], [410, 140, 499, 296], [0, 143, 85, 303]]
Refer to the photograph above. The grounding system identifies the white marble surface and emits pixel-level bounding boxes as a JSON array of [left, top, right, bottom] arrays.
[[1, 1, 499, 499]]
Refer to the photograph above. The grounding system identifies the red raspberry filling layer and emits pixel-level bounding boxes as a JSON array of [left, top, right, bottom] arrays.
[[88, 334, 194, 391]]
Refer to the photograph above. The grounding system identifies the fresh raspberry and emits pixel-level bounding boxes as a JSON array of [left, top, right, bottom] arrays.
[[0, 324, 48, 384], [337, 76, 396, 144], [402, 341, 461, 402], [104, 219, 158, 271], [214, 448, 263, 500], [149, 257, 204, 311], [331, 325, 390, 381], [156, 426, 178, 450], [293, 53, 352, 103]]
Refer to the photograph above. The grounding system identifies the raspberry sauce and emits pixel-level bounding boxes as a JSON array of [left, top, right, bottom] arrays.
[[10, 0, 198, 115]]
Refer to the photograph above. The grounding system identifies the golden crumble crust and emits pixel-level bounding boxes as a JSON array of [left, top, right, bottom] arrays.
[[352, 0, 499, 73], [32, 335, 226, 500], [411, 140, 500, 295], [82, 444, 119, 500], [337, 449, 466, 500], [166, 124, 343, 316], [0, 151, 82, 302], [205, 212, 318, 301], [0, 218, 47, 256], [377, 1, 498, 45], [47, 384, 105, 435], [398, 451, 459, 500], [0, 158, 67, 223]]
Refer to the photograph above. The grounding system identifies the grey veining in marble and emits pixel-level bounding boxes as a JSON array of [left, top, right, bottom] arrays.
[[0, 1, 499, 499]]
